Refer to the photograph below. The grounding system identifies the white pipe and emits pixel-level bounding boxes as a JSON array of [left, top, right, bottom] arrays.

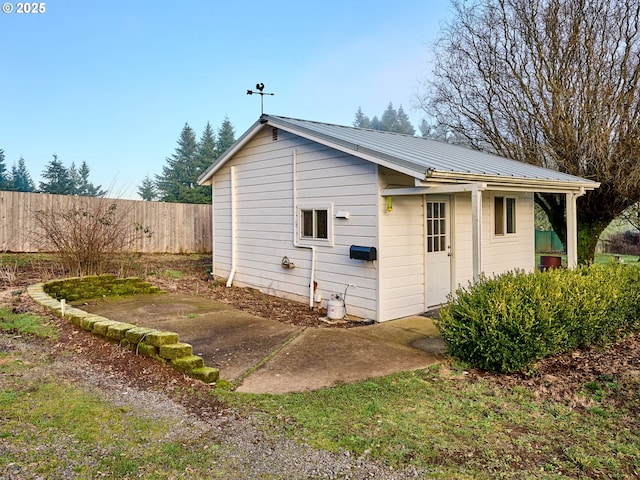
[[292, 149, 316, 310], [226, 166, 237, 287]]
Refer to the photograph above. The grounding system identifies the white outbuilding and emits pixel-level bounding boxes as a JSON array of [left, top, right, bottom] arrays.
[[198, 114, 599, 322]]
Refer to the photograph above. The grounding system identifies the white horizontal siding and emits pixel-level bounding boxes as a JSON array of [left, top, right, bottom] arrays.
[[211, 127, 380, 320], [482, 192, 535, 275], [378, 168, 426, 321], [452, 191, 535, 290]]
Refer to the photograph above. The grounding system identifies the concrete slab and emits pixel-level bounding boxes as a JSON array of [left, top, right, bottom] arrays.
[[77, 295, 445, 394], [77, 294, 303, 382], [236, 316, 445, 394]]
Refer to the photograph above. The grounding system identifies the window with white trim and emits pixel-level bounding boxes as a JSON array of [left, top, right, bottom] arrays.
[[494, 196, 516, 235], [301, 208, 329, 240]]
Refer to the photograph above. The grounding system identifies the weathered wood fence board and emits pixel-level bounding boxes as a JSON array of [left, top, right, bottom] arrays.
[[0, 191, 212, 253]]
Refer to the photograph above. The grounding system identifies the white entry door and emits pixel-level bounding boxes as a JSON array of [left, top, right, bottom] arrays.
[[425, 197, 451, 307]]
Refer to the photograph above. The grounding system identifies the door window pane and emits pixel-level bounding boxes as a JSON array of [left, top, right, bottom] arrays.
[[426, 201, 447, 253]]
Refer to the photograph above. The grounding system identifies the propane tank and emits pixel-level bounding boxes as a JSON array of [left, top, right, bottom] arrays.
[[326, 294, 345, 320]]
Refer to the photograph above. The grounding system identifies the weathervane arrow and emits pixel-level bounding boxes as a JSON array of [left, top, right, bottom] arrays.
[[246, 82, 275, 114]]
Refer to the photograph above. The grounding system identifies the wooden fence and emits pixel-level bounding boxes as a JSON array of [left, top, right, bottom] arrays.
[[0, 191, 212, 253]]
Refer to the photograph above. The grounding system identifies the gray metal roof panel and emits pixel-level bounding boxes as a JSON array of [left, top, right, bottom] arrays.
[[265, 115, 598, 186]]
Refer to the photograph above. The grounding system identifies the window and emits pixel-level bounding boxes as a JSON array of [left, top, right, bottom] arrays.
[[301, 208, 328, 239], [426, 201, 447, 253], [494, 196, 516, 235]]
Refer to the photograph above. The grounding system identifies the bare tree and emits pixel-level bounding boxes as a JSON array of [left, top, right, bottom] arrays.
[[419, 0, 640, 263], [33, 197, 152, 276]]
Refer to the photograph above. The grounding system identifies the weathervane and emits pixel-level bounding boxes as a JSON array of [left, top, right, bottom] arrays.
[[246, 83, 275, 114]]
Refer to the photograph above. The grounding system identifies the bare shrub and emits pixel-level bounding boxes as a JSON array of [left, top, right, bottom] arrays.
[[32, 197, 152, 276], [602, 230, 640, 256], [0, 263, 17, 284]]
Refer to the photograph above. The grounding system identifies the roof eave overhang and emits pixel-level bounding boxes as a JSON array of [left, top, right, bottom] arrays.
[[422, 170, 600, 193]]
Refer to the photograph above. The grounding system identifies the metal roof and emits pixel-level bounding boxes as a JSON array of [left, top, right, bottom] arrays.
[[199, 114, 600, 191]]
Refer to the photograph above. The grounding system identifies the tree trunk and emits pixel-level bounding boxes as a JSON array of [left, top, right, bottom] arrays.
[[576, 218, 610, 264], [536, 192, 613, 264], [535, 193, 566, 248]]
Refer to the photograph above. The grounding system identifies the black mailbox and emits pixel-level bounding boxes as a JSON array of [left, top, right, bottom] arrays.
[[350, 245, 377, 261]]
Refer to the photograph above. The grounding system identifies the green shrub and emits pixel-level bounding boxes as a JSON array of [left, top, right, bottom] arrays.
[[437, 264, 640, 373]]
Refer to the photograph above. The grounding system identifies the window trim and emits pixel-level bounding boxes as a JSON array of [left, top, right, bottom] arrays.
[[297, 203, 334, 245], [494, 195, 517, 236]]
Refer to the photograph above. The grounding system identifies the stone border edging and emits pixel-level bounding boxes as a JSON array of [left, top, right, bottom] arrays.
[[27, 280, 220, 384]]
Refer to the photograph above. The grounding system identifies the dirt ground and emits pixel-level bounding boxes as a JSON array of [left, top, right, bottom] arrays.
[[3, 253, 640, 416]]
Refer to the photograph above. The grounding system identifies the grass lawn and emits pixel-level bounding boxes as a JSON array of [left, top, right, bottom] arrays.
[[536, 252, 640, 267], [2, 254, 639, 478], [229, 365, 640, 479]]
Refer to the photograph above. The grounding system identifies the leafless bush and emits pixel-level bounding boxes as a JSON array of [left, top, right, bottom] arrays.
[[602, 230, 640, 255], [32, 197, 152, 276], [0, 263, 17, 284]]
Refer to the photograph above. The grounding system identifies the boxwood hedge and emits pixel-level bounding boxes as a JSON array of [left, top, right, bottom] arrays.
[[437, 263, 640, 373]]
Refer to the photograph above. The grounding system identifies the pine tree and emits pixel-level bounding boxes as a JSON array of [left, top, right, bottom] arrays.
[[380, 102, 400, 132], [39, 155, 73, 194], [0, 149, 10, 190], [155, 123, 199, 203], [353, 107, 370, 128], [215, 116, 236, 156], [68, 162, 80, 194], [352, 104, 416, 134], [10, 157, 35, 192], [75, 161, 105, 197], [137, 174, 157, 201], [189, 122, 216, 203], [396, 105, 416, 135]]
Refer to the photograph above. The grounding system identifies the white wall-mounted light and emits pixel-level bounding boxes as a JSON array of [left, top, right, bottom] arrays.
[[335, 210, 350, 219]]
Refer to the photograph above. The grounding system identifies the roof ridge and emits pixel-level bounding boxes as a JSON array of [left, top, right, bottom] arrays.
[[262, 114, 423, 139]]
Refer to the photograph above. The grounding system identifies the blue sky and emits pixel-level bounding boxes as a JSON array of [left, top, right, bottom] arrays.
[[0, 0, 452, 198]]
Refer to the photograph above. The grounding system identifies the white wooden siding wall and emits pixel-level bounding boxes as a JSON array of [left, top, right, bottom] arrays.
[[378, 168, 426, 321], [296, 140, 379, 319], [452, 193, 474, 287], [212, 127, 380, 319], [453, 191, 535, 288], [481, 191, 535, 275]]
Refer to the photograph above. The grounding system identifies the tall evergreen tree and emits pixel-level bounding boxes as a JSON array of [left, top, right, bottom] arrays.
[[153, 118, 236, 203], [75, 161, 105, 197], [39, 155, 73, 194], [155, 123, 199, 203], [215, 116, 236, 156], [189, 122, 216, 203], [352, 103, 416, 134], [137, 174, 157, 201], [380, 102, 400, 132], [0, 149, 10, 190], [10, 157, 35, 192], [396, 105, 416, 135], [353, 107, 371, 128]]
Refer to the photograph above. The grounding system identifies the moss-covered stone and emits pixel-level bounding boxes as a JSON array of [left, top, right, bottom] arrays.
[[188, 366, 220, 383], [145, 331, 179, 347], [124, 327, 156, 344], [81, 315, 110, 331], [137, 342, 161, 359], [92, 320, 118, 337], [106, 323, 136, 341], [28, 276, 221, 384], [64, 307, 88, 327], [42, 274, 161, 302], [171, 355, 204, 373], [159, 342, 193, 360]]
